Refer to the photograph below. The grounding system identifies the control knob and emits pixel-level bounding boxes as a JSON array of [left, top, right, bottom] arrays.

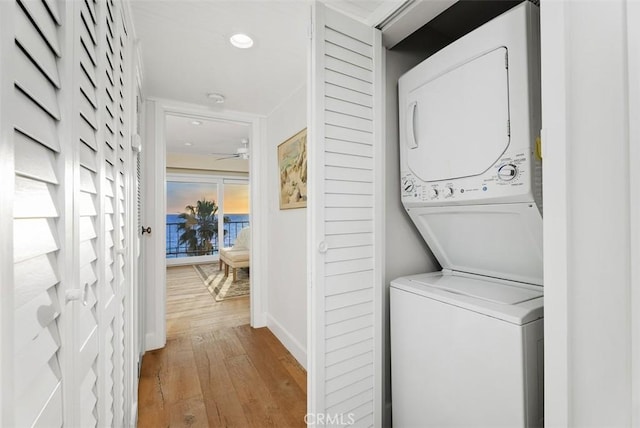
[[402, 177, 415, 193], [428, 188, 438, 199], [442, 187, 454, 197], [498, 164, 518, 181]]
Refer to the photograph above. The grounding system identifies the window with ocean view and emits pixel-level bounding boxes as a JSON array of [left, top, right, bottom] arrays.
[[166, 177, 249, 261]]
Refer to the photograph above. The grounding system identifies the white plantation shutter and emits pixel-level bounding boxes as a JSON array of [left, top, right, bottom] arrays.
[[75, 0, 100, 425], [12, 0, 66, 426], [99, 0, 119, 424], [309, 3, 383, 427], [1, 0, 137, 426]]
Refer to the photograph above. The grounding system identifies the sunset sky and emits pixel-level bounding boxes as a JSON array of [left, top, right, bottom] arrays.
[[166, 182, 249, 214]]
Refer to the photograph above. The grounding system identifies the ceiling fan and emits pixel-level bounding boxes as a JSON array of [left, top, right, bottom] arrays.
[[211, 138, 249, 160]]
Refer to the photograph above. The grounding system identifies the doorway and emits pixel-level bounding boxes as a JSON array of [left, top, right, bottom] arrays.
[[142, 100, 266, 351]]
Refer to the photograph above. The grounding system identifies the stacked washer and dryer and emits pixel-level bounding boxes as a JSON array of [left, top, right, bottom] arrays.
[[391, 2, 543, 427]]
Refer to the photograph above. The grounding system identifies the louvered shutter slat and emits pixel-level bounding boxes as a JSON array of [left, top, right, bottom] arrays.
[[17, 0, 61, 57], [14, 92, 60, 152], [15, 11, 60, 88]]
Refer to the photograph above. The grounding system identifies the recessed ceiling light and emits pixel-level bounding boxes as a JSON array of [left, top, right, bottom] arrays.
[[184, 142, 193, 146], [191, 120, 202, 126], [207, 93, 226, 104], [230, 33, 254, 49]]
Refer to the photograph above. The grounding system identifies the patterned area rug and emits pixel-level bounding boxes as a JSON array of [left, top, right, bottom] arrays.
[[193, 263, 250, 302]]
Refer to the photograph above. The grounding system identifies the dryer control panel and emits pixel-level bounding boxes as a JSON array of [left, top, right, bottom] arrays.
[[401, 151, 535, 206]]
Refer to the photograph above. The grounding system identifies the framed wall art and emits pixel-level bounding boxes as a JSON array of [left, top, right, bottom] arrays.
[[278, 128, 307, 209]]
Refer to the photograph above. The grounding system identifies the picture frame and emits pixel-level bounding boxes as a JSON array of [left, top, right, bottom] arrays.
[[278, 128, 307, 210]]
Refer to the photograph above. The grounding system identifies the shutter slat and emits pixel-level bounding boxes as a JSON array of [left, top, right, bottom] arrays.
[[80, 5, 97, 45], [79, 48, 97, 88], [325, 193, 373, 208], [14, 218, 58, 263], [326, 315, 374, 340], [325, 56, 372, 84], [325, 84, 372, 108], [326, 327, 374, 353], [14, 133, 58, 184], [325, 139, 372, 158], [325, 181, 372, 196], [79, 94, 98, 130], [326, 288, 374, 312], [325, 96, 372, 121], [15, 321, 60, 387], [83, 0, 96, 24], [79, 192, 97, 216], [80, 72, 97, 108], [15, 8, 60, 88], [42, 0, 61, 25], [325, 153, 372, 171], [326, 376, 373, 408], [79, 240, 97, 267], [325, 166, 372, 183], [326, 70, 372, 96], [79, 216, 96, 241], [79, 142, 97, 172], [15, 290, 59, 352], [325, 233, 372, 249], [14, 90, 60, 152], [325, 220, 372, 236], [326, 338, 373, 367], [325, 245, 373, 263], [80, 264, 97, 291], [326, 27, 372, 57], [325, 111, 372, 133], [80, 167, 97, 194], [326, 391, 373, 419], [14, 253, 58, 308], [325, 124, 372, 145], [14, 51, 60, 119], [326, 257, 374, 277], [25, 381, 63, 428], [325, 272, 373, 297], [79, 118, 98, 150], [17, 0, 61, 57], [325, 42, 372, 71], [325, 207, 373, 221], [14, 176, 58, 218], [326, 366, 373, 397]]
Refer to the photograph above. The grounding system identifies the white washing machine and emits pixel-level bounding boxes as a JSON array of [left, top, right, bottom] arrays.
[[392, 2, 543, 427]]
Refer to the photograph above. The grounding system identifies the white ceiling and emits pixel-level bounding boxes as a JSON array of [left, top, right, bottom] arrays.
[[130, 0, 309, 116], [130, 0, 411, 162], [165, 114, 250, 156]]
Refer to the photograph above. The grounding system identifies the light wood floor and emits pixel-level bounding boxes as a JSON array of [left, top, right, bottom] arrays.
[[138, 265, 307, 427]]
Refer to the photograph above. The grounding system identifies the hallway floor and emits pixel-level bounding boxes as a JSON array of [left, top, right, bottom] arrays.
[[138, 265, 307, 427]]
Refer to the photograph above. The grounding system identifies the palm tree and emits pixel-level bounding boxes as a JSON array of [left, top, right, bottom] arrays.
[[177, 199, 220, 256]]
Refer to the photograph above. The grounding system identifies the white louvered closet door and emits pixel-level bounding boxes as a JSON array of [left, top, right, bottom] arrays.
[[308, 3, 383, 427], [12, 0, 67, 426], [2, 0, 136, 426]]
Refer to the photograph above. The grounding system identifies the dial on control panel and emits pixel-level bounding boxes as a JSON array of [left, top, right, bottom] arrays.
[[498, 164, 518, 181], [428, 188, 438, 199], [402, 177, 415, 193], [442, 187, 454, 197]]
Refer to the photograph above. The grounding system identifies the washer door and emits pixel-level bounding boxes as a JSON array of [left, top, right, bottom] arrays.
[[406, 47, 510, 182], [407, 203, 543, 285]]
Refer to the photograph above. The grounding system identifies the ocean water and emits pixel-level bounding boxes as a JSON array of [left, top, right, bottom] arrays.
[[166, 213, 250, 258]]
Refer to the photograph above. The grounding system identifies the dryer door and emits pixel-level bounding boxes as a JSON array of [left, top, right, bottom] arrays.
[[406, 47, 510, 182]]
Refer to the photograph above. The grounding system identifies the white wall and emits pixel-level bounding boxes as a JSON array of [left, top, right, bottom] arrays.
[[383, 48, 440, 426], [542, 0, 640, 425], [264, 84, 308, 368]]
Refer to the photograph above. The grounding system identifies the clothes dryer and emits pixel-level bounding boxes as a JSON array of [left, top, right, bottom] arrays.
[[392, 2, 543, 426]]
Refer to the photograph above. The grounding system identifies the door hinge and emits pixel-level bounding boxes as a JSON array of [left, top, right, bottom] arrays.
[[507, 120, 511, 137], [505, 51, 509, 69]]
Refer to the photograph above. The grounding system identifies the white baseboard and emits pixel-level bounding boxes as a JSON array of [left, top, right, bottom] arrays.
[[266, 314, 307, 370], [145, 332, 166, 351]]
